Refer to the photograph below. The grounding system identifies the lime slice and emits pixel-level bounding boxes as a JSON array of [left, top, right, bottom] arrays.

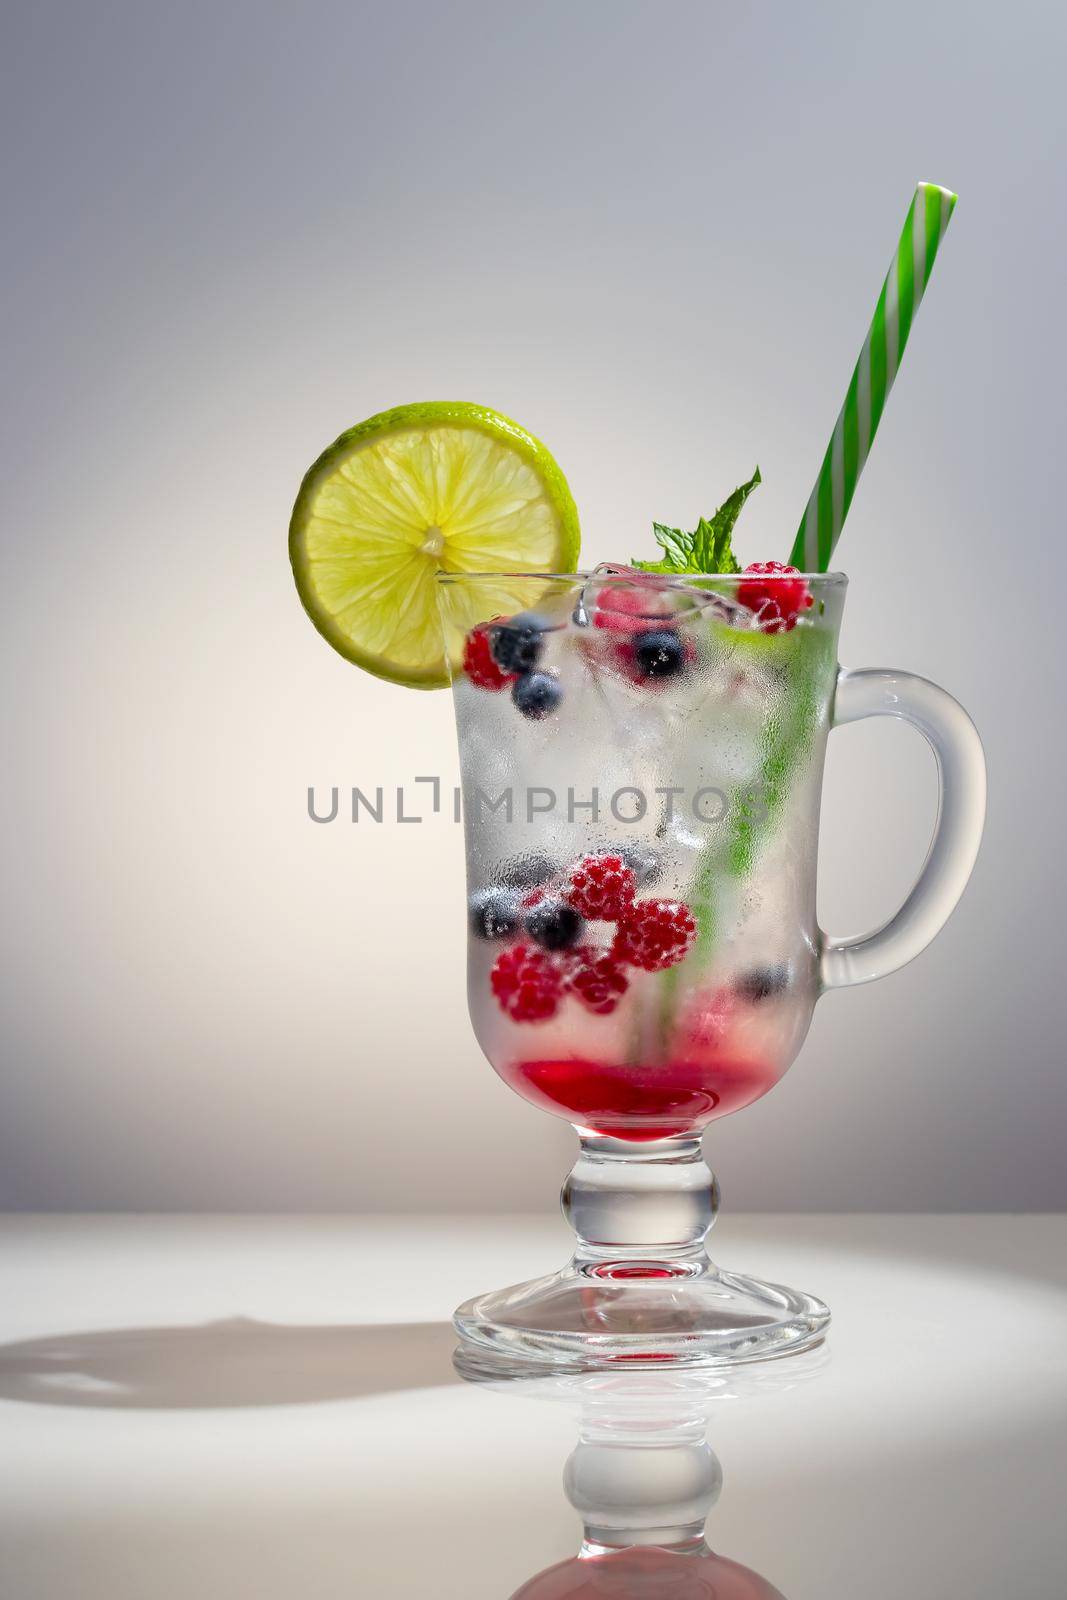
[[289, 401, 580, 688]]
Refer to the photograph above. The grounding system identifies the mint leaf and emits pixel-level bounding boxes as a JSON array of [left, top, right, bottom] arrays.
[[631, 523, 693, 574], [632, 467, 761, 574], [692, 466, 761, 573], [641, 522, 694, 571], [691, 516, 740, 575]]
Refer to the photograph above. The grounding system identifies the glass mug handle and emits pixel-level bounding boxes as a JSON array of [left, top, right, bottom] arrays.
[[820, 669, 987, 989]]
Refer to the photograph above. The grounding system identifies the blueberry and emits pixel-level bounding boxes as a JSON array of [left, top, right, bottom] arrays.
[[525, 900, 584, 952], [735, 964, 791, 1002], [512, 671, 562, 719], [489, 612, 549, 675], [500, 852, 557, 890], [469, 888, 520, 941], [634, 629, 685, 679]]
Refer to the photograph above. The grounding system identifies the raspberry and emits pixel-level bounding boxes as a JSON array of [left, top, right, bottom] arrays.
[[736, 562, 814, 634], [462, 625, 514, 691], [490, 943, 564, 1023], [593, 579, 672, 634], [612, 899, 697, 972], [565, 945, 629, 1015], [566, 854, 637, 921]]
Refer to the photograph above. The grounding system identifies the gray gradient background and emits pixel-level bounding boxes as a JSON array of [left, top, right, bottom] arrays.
[[1, 1, 1064, 1212]]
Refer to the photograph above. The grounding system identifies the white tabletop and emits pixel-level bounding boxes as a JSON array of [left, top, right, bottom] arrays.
[[1, 1213, 1064, 1597]]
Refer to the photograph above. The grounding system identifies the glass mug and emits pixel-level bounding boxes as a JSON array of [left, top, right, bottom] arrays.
[[437, 571, 986, 1368]]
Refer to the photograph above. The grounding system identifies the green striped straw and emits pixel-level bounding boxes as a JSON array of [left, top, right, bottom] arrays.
[[790, 181, 957, 572]]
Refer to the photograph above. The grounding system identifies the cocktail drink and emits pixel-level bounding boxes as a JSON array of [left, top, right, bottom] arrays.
[[437, 567, 985, 1367], [287, 183, 982, 1367], [442, 569, 842, 1145]]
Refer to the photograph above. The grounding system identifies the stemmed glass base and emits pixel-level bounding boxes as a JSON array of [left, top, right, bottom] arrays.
[[454, 1136, 829, 1372], [454, 1261, 828, 1372]]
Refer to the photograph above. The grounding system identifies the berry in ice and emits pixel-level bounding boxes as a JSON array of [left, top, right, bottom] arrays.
[[612, 898, 697, 972], [513, 671, 562, 719], [735, 964, 791, 1001], [462, 624, 514, 691], [489, 612, 549, 674], [633, 628, 686, 680], [592, 580, 672, 634], [500, 852, 558, 890], [468, 888, 520, 941], [490, 944, 564, 1023], [525, 899, 584, 952], [611, 842, 662, 886], [737, 562, 814, 633], [565, 854, 637, 921], [565, 947, 629, 1015]]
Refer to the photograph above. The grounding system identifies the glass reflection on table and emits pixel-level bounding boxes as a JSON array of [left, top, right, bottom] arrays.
[[456, 1349, 827, 1599]]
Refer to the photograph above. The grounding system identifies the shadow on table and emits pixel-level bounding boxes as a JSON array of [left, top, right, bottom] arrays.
[[0, 1317, 460, 1409]]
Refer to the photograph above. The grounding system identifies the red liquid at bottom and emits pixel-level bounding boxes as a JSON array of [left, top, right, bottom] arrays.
[[503, 1056, 779, 1140], [511, 1545, 786, 1599]]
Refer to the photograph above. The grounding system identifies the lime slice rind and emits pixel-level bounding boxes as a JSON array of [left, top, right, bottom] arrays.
[[290, 401, 579, 687]]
